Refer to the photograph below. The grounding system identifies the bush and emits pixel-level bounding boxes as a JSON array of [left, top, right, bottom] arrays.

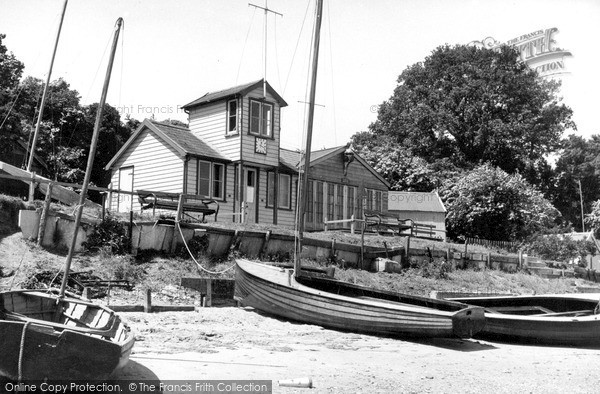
[[525, 233, 595, 266], [82, 215, 129, 254]]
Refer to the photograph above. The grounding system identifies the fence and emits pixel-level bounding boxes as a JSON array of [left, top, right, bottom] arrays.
[[466, 237, 520, 252]]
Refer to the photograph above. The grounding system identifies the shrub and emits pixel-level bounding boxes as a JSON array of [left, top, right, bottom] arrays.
[[82, 215, 129, 254], [525, 233, 595, 266]]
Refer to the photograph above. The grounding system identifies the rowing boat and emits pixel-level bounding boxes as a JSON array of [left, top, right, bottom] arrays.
[[0, 289, 134, 381], [235, 259, 486, 338], [449, 294, 600, 346]]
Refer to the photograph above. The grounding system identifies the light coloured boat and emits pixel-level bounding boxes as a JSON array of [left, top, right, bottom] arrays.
[[235, 259, 486, 339]]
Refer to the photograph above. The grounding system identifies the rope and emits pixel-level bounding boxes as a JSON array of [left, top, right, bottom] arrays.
[[236, 7, 257, 85], [18, 321, 31, 383], [283, 0, 311, 95], [176, 222, 235, 275], [9, 248, 29, 290]]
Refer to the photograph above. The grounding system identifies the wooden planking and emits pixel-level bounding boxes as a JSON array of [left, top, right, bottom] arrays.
[[275, 174, 297, 227], [240, 87, 280, 167], [188, 101, 240, 161], [234, 260, 482, 338], [108, 129, 183, 211]]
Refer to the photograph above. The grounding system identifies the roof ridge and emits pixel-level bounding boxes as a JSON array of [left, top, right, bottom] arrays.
[[149, 119, 190, 131]]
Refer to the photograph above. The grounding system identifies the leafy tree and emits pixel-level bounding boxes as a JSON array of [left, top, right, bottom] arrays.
[[351, 131, 458, 191], [440, 164, 559, 241], [368, 44, 574, 188], [552, 134, 600, 231], [0, 33, 25, 154]]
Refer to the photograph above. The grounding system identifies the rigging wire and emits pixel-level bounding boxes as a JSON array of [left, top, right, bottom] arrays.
[[283, 0, 311, 96], [236, 7, 257, 85], [326, 0, 338, 144], [273, 13, 282, 91]]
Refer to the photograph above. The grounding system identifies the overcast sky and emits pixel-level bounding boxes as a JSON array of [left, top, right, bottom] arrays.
[[1, 0, 599, 150]]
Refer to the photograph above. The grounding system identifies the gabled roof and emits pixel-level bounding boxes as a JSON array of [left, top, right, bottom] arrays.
[[279, 145, 390, 188], [104, 119, 228, 170], [182, 79, 288, 110], [387, 191, 446, 213]]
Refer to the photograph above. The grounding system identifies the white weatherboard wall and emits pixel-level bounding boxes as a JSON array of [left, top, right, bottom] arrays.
[[108, 128, 184, 212]]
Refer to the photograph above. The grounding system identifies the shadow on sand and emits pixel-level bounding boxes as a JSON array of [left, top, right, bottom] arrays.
[[241, 307, 498, 353]]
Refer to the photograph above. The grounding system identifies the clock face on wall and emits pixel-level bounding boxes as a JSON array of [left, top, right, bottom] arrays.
[[255, 137, 267, 154]]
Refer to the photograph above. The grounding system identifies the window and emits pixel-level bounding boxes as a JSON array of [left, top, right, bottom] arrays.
[[267, 173, 292, 209], [366, 189, 374, 211], [327, 183, 335, 221], [249, 99, 273, 137], [197, 161, 225, 200], [227, 99, 238, 134], [375, 190, 382, 212], [315, 181, 323, 224], [336, 184, 344, 221], [347, 186, 355, 219], [306, 181, 314, 223]]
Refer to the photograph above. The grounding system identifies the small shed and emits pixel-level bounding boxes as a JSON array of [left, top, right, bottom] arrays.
[[387, 191, 446, 240]]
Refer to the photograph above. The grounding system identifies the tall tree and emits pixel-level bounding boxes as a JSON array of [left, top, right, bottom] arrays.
[[368, 44, 574, 187], [0, 33, 25, 154], [552, 134, 600, 231]]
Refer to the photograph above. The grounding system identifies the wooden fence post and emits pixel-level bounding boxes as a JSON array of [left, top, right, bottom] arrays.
[[37, 182, 53, 246], [144, 289, 152, 313], [350, 214, 355, 234]]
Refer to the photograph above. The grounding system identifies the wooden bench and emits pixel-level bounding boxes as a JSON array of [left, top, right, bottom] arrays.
[[364, 211, 412, 236], [137, 190, 219, 222]]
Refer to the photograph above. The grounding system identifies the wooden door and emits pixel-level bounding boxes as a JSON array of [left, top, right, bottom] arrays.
[[117, 166, 134, 212]]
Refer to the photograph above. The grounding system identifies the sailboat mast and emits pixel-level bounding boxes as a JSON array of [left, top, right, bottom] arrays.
[[27, 0, 68, 173], [295, 0, 324, 276], [59, 18, 123, 297]]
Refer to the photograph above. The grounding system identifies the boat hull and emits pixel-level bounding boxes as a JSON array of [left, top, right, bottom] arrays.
[[235, 259, 485, 339], [451, 295, 600, 347], [0, 290, 135, 381]]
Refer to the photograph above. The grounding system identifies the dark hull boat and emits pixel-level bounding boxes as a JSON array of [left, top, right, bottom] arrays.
[[235, 259, 485, 339], [449, 294, 600, 346], [0, 289, 135, 381]]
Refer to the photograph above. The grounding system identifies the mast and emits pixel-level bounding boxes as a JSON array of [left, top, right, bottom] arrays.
[[248, 1, 282, 98], [295, 0, 324, 276], [59, 18, 123, 297], [27, 0, 69, 173]]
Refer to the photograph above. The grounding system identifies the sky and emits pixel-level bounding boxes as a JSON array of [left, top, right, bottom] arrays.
[[1, 0, 599, 151]]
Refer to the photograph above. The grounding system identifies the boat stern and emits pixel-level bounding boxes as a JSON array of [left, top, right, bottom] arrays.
[[451, 306, 486, 338]]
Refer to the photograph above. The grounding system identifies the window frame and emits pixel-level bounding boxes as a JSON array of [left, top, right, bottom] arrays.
[[266, 172, 292, 209], [226, 99, 238, 135], [248, 99, 274, 138], [197, 160, 226, 201]]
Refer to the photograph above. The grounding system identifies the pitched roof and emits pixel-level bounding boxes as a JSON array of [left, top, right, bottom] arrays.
[[150, 121, 226, 160], [279, 145, 390, 188], [104, 119, 228, 170], [387, 192, 446, 213], [181, 79, 288, 110]]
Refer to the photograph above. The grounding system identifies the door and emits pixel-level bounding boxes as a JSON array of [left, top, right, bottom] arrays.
[[117, 166, 134, 213], [244, 168, 257, 223]]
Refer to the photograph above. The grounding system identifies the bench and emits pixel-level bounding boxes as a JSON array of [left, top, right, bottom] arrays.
[[137, 190, 219, 222], [363, 211, 412, 236]]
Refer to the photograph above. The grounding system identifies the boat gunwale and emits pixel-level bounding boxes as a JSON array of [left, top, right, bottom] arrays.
[[236, 259, 479, 317]]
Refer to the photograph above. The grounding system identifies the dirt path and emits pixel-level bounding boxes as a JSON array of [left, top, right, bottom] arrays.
[[116, 307, 600, 393]]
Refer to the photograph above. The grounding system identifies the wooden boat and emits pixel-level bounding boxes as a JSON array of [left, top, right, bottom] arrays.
[[0, 289, 134, 381], [235, 259, 486, 338], [449, 294, 600, 346]]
